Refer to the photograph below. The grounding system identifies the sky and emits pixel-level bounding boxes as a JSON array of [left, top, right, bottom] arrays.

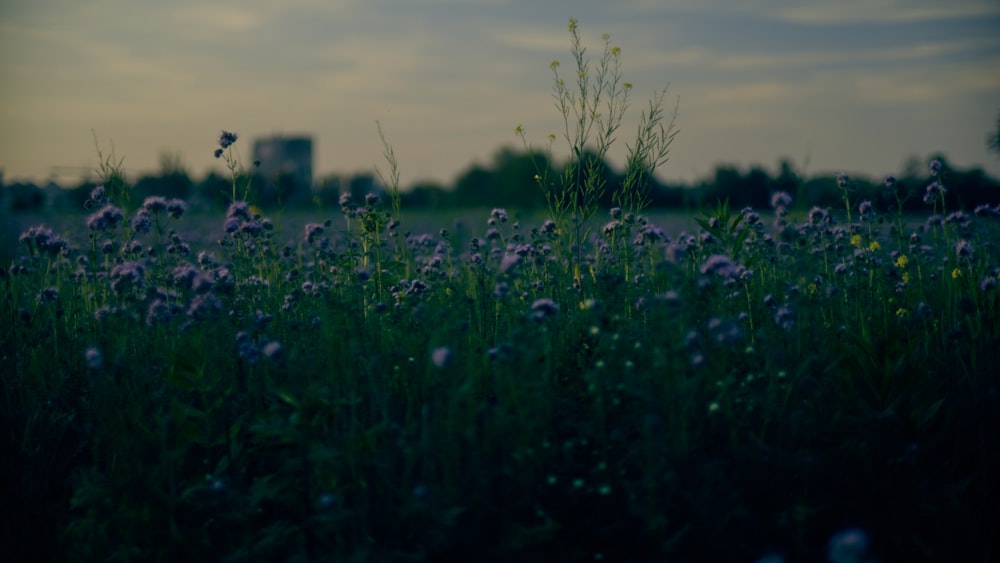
[[2, 0, 999, 190]]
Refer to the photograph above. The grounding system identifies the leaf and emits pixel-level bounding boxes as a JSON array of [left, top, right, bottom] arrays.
[[919, 398, 946, 429], [215, 456, 229, 475], [277, 391, 299, 409]]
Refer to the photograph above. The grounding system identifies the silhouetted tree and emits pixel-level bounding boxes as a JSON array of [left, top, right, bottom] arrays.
[[988, 110, 1000, 158], [453, 164, 495, 207], [403, 182, 451, 208], [491, 146, 549, 208], [133, 152, 193, 202], [699, 164, 772, 209], [196, 171, 232, 208]]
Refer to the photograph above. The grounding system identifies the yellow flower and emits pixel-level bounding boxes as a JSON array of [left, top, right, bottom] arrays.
[[868, 241, 881, 252], [952, 268, 962, 279], [902, 272, 910, 283], [850, 234, 862, 248], [894, 254, 909, 269], [550, 59, 560, 70], [896, 308, 908, 319], [514, 125, 523, 136]]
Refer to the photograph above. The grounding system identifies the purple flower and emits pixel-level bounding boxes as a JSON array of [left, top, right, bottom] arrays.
[[218, 130, 238, 149], [929, 159, 942, 177], [89, 185, 108, 206], [84, 346, 103, 370], [741, 207, 760, 225], [142, 196, 168, 213], [338, 192, 353, 211], [227, 201, 252, 221], [166, 199, 186, 219], [528, 298, 559, 321], [663, 242, 687, 264], [197, 251, 215, 267], [131, 209, 153, 234], [223, 217, 241, 234], [827, 528, 868, 563], [770, 191, 793, 210], [974, 203, 1000, 218], [365, 192, 379, 206], [261, 340, 284, 361], [431, 346, 453, 369], [807, 206, 829, 226], [883, 175, 896, 189], [19, 225, 68, 256], [146, 298, 172, 325], [405, 279, 429, 296], [499, 253, 521, 275], [304, 223, 325, 244], [923, 181, 946, 205], [493, 281, 510, 299], [240, 220, 264, 237], [774, 306, 795, 332], [635, 223, 666, 244], [944, 211, 970, 226], [187, 293, 222, 320], [110, 262, 145, 294], [981, 276, 997, 292], [857, 200, 873, 218], [836, 172, 850, 189], [36, 287, 59, 304], [955, 240, 973, 258], [490, 208, 508, 223], [700, 254, 738, 278], [707, 317, 741, 346], [236, 332, 259, 363]]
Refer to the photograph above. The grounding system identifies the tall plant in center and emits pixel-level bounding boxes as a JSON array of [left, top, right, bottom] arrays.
[[518, 17, 679, 274]]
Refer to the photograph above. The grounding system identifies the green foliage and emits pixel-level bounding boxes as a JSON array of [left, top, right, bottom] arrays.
[[3, 20, 1000, 563], [93, 131, 131, 212], [375, 120, 403, 222], [988, 109, 1000, 157], [517, 17, 679, 268]]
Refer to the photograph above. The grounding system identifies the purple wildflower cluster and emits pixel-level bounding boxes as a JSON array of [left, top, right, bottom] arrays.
[[528, 298, 559, 321], [923, 181, 947, 206], [87, 205, 125, 231], [19, 225, 69, 256], [214, 130, 238, 158]]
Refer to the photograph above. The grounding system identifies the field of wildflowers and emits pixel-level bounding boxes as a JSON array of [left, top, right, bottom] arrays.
[[3, 19, 999, 563]]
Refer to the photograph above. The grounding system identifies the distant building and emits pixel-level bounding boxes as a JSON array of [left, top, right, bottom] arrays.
[[252, 135, 314, 195]]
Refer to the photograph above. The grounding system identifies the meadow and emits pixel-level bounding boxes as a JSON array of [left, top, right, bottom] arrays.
[[3, 19, 1000, 563]]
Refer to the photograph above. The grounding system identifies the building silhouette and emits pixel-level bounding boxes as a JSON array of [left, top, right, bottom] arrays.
[[252, 135, 314, 197]]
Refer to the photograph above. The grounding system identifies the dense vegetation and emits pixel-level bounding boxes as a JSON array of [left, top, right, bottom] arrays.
[[5, 147, 1000, 217], [3, 19, 999, 563]]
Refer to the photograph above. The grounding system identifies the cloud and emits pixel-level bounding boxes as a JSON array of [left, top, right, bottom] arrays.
[[776, 0, 1000, 24], [170, 5, 266, 33]]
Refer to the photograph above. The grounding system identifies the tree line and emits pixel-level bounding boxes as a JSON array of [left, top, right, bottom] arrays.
[[3, 145, 999, 215]]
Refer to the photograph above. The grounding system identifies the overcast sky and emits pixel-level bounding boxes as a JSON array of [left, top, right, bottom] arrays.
[[2, 0, 999, 189]]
